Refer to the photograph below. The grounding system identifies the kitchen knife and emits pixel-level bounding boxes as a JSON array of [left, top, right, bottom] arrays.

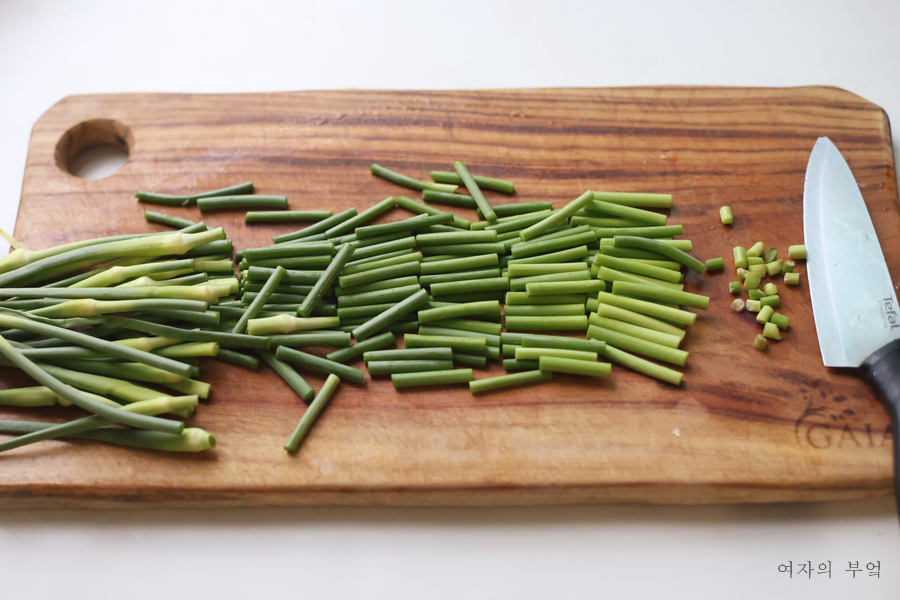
[[804, 137, 900, 509]]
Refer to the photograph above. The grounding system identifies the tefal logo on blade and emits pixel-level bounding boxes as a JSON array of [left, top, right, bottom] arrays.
[[884, 296, 898, 330]]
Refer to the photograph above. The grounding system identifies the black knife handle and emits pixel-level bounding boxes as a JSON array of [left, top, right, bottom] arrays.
[[861, 338, 900, 514]]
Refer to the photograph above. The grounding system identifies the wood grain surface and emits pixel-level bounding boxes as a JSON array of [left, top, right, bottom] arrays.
[[2, 86, 899, 508]]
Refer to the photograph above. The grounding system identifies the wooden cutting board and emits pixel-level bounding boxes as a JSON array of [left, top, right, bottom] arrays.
[[2, 86, 898, 508]]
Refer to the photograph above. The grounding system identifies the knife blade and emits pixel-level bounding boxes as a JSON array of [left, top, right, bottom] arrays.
[[804, 137, 900, 366], [804, 136, 900, 508]]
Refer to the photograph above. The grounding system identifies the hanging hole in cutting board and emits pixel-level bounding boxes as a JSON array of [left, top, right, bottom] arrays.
[[55, 118, 131, 180]]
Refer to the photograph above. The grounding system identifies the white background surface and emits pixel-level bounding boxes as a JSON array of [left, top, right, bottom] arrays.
[[1, 1, 899, 598]]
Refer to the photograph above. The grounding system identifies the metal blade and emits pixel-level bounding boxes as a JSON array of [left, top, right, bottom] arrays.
[[804, 137, 900, 367]]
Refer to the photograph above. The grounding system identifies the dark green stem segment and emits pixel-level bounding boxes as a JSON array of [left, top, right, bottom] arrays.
[[336, 283, 421, 309], [597, 291, 696, 326], [593, 225, 684, 239], [241, 281, 312, 296], [500, 332, 525, 345], [183, 239, 233, 258], [0, 313, 192, 377], [136, 181, 254, 206], [325, 331, 396, 363], [257, 349, 315, 402], [520, 192, 593, 241], [337, 320, 418, 334], [419, 267, 501, 287], [417, 230, 498, 247], [452, 351, 489, 364], [370, 164, 457, 193], [338, 262, 419, 290], [341, 236, 415, 263], [275, 346, 366, 384], [345, 218, 422, 243], [599, 344, 682, 385], [242, 242, 335, 261], [480, 210, 552, 233], [180, 222, 209, 234], [588, 200, 667, 226], [216, 348, 260, 369], [538, 356, 612, 377], [478, 202, 552, 219], [502, 358, 540, 371], [469, 369, 552, 393], [610, 281, 710, 310], [0, 413, 109, 453], [144, 211, 197, 229], [284, 374, 340, 452], [352, 288, 430, 341], [519, 334, 605, 353], [391, 368, 474, 388], [421, 190, 478, 208], [342, 250, 421, 275], [245, 210, 333, 223], [404, 334, 487, 354], [592, 254, 681, 284], [367, 360, 455, 375], [363, 347, 454, 362], [613, 235, 705, 274], [590, 192, 672, 208], [419, 254, 499, 275], [325, 197, 398, 239], [418, 325, 500, 347], [587, 324, 687, 366], [0, 421, 214, 451], [197, 195, 287, 212], [417, 300, 501, 323], [247, 266, 322, 286], [269, 332, 352, 348], [453, 161, 496, 222], [298, 244, 355, 317], [273, 208, 358, 244], [232, 266, 287, 334], [354, 213, 452, 239], [0, 334, 183, 434], [505, 315, 588, 331], [430, 171, 515, 194], [511, 230, 597, 258], [430, 277, 509, 297], [394, 196, 472, 230], [105, 316, 271, 349]]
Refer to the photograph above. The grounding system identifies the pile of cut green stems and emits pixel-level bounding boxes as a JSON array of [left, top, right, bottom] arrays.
[[153, 164, 711, 452], [0, 167, 715, 457], [725, 234, 807, 351], [0, 219, 244, 453], [0, 181, 312, 454]]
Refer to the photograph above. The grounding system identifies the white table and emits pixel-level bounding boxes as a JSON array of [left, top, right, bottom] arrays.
[[0, 1, 898, 597]]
